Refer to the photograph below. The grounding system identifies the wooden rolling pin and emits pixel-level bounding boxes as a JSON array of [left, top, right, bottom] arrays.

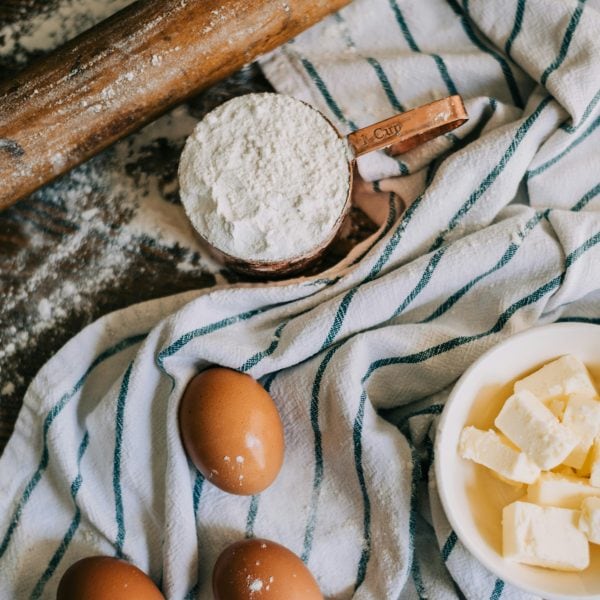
[[0, 0, 351, 211]]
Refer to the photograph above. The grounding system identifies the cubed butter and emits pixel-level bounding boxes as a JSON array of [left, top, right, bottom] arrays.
[[514, 355, 597, 403], [459, 426, 540, 484], [579, 497, 600, 544], [503, 501, 589, 571], [527, 472, 600, 509], [590, 438, 600, 487], [495, 390, 579, 469], [562, 393, 600, 469]]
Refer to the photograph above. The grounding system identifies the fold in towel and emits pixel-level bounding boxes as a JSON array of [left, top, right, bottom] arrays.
[[1, 0, 599, 598]]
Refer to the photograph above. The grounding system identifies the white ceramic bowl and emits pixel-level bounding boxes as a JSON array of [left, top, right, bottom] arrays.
[[435, 322, 600, 599]]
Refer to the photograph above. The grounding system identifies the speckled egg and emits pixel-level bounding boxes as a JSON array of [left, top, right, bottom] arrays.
[[213, 538, 323, 599], [56, 556, 164, 600], [178, 368, 285, 495]]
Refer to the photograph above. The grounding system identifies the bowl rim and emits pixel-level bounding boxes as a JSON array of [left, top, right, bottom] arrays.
[[434, 321, 600, 600]]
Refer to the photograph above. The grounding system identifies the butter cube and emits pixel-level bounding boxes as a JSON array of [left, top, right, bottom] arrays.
[[579, 497, 600, 544], [459, 426, 540, 484], [528, 472, 600, 509], [590, 438, 600, 487], [562, 394, 600, 469], [503, 501, 589, 571], [515, 355, 597, 403], [495, 390, 579, 469]]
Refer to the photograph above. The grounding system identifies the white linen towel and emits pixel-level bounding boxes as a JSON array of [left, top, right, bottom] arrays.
[[1, 0, 600, 598]]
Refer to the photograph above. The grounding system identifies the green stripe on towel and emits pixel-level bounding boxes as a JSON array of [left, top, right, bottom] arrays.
[[540, 0, 587, 85], [30, 431, 90, 599], [0, 334, 146, 560], [505, 0, 527, 58], [113, 362, 134, 558]]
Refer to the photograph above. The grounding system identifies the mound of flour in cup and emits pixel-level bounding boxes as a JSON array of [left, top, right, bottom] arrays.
[[178, 93, 350, 262]]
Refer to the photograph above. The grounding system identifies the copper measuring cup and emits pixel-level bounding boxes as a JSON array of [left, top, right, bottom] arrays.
[[192, 94, 468, 277]]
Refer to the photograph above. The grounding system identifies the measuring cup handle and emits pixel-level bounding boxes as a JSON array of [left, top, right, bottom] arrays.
[[346, 95, 468, 158]]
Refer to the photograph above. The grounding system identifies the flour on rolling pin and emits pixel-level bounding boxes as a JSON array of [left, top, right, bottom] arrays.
[[178, 93, 351, 263]]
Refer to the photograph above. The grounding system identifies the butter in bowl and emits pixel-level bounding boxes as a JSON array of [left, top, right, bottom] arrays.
[[435, 322, 600, 599]]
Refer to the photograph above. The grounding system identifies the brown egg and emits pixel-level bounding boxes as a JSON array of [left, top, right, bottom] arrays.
[[178, 368, 285, 495], [56, 556, 164, 600], [213, 538, 323, 600]]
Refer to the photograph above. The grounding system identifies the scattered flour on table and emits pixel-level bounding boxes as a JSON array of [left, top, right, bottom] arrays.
[[1, 383, 15, 396], [37, 299, 52, 320], [0, 0, 134, 63], [178, 93, 351, 262], [0, 104, 222, 372]]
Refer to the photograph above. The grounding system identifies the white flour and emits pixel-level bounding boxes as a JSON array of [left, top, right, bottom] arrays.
[[178, 93, 350, 262]]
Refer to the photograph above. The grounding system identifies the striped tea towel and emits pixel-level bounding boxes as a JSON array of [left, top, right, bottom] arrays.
[[1, 0, 600, 598]]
